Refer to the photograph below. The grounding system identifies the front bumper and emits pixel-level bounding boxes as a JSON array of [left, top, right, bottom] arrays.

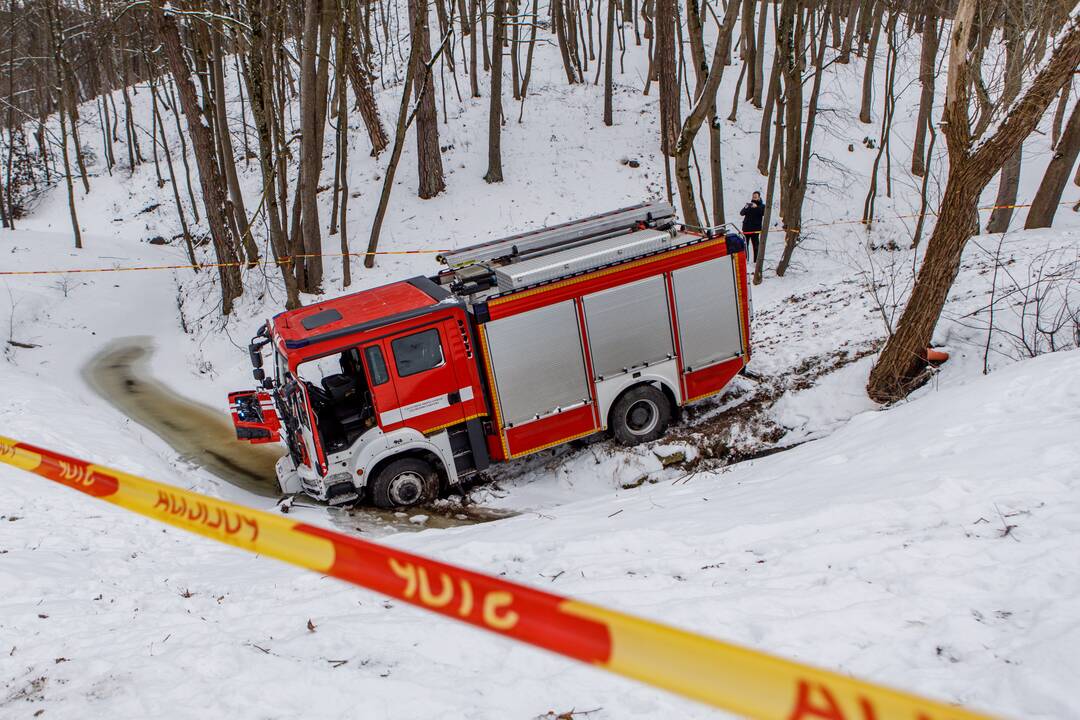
[[275, 454, 304, 495], [276, 455, 358, 505]]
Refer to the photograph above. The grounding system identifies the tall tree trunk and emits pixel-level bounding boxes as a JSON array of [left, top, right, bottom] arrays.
[[655, 0, 678, 156], [554, 0, 581, 82], [1051, 81, 1070, 147], [911, 15, 940, 177], [604, 0, 616, 124], [911, 116, 937, 249], [986, 13, 1026, 234], [47, 0, 81, 248], [519, 0, 540, 102], [337, 11, 352, 289], [153, 84, 197, 268], [740, 0, 756, 101], [244, 0, 300, 307], [861, 10, 898, 228], [164, 79, 201, 224], [485, 0, 506, 182], [211, 13, 257, 263], [364, 20, 451, 267], [57, 95, 82, 249], [673, 0, 738, 228], [755, 107, 783, 285], [859, 2, 883, 124], [752, 0, 766, 105], [345, 21, 390, 155], [1025, 95, 1080, 229], [838, 0, 858, 62], [774, 0, 804, 277], [150, 0, 244, 314], [510, 0, 522, 98], [409, 0, 447, 198], [757, 57, 781, 175], [469, 0, 481, 95], [298, 0, 325, 292]]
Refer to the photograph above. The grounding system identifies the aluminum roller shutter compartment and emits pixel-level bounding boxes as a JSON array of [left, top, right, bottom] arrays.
[[582, 275, 674, 380], [484, 300, 591, 427], [671, 256, 744, 371]]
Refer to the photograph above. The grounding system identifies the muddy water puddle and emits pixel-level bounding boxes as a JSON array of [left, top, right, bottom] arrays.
[[83, 337, 513, 535]]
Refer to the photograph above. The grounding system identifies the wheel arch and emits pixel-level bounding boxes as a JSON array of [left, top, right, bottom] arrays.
[[605, 377, 680, 429], [368, 446, 450, 493]]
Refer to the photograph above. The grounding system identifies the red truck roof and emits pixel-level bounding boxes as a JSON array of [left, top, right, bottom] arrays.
[[272, 277, 453, 353]]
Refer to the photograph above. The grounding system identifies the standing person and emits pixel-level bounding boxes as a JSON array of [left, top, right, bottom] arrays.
[[739, 191, 765, 263]]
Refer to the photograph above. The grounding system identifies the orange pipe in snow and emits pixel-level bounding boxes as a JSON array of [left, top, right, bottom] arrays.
[[925, 348, 950, 363]]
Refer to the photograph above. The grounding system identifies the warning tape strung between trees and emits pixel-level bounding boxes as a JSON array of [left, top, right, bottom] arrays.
[[0, 249, 448, 277], [0, 434, 994, 719], [0, 200, 1075, 277]]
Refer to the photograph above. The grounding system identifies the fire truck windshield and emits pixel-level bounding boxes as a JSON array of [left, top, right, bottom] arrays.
[[295, 347, 377, 454]]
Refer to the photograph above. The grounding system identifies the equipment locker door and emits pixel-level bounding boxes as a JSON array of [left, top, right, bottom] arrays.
[[670, 254, 747, 402], [482, 299, 599, 458]]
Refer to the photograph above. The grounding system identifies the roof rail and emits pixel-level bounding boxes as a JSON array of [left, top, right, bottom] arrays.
[[438, 201, 676, 268]]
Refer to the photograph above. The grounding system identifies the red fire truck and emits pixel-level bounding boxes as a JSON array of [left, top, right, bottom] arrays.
[[229, 202, 751, 508]]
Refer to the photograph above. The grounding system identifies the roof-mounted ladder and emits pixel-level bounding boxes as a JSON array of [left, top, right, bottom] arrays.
[[438, 201, 676, 268]]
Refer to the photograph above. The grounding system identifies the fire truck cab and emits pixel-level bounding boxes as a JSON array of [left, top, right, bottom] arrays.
[[230, 202, 752, 508]]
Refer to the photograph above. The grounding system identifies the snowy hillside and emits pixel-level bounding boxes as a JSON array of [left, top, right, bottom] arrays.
[[4, 332, 1080, 717], [2, 0, 1080, 716]]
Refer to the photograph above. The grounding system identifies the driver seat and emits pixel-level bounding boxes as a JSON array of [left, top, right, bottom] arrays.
[[322, 373, 371, 444]]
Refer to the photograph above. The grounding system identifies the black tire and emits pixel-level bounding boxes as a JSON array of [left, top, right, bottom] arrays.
[[609, 384, 672, 446], [370, 457, 439, 509]]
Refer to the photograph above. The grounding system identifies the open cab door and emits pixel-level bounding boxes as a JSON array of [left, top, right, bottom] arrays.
[[228, 390, 282, 444]]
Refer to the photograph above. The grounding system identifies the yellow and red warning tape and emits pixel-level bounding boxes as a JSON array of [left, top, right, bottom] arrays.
[[0, 434, 994, 719]]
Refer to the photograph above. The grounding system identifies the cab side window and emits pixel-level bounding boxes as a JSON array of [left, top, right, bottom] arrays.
[[364, 345, 390, 385], [391, 328, 444, 377]]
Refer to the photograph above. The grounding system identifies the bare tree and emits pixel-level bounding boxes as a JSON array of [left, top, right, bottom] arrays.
[[409, 0, 446, 198], [604, 0, 616, 124], [485, 0, 506, 182], [858, 0, 884, 124], [655, 0, 679, 158], [867, 3, 1080, 403], [986, 1, 1026, 234], [1026, 90, 1080, 229], [150, 0, 243, 314], [912, 12, 941, 177], [672, 0, 738, 229], [776, 0, 831, 277]]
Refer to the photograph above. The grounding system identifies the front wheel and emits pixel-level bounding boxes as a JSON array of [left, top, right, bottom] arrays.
[[370, 457, 439, 509], [609, 385, 672, 446]]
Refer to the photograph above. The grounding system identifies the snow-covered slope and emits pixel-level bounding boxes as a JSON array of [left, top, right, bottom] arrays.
[[3, 341, 1080, 718]]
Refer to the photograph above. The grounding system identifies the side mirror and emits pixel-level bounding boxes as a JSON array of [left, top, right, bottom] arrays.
[[253, 368, 266, 382]]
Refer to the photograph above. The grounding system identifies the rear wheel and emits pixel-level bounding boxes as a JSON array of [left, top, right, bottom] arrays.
[[609, 385, 672, 446], [370, 457, 439, 509]]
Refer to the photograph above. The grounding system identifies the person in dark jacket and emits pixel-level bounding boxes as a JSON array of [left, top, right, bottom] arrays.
[[739, 192, 765, 263]]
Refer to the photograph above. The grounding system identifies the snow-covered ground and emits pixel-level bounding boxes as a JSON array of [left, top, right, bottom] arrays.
[[2, 5, 1080, 717], [4, 322, 1080, 718]]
